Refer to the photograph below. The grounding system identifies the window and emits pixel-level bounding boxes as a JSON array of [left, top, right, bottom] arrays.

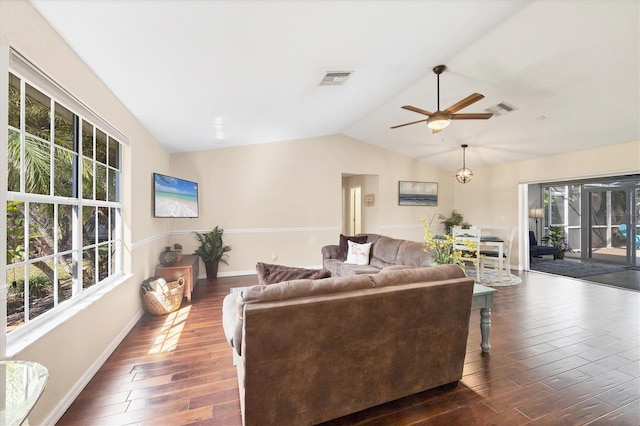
[[4, 51, 126, 337]]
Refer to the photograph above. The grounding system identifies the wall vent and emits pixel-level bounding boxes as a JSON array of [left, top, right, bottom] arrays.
[[485, 102, 518, 116], [319, 71, 352, 86]]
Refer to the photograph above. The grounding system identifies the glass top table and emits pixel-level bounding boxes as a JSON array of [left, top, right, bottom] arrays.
[[0, 360, 48, 426]]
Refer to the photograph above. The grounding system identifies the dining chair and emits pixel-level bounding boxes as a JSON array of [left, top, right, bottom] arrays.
[[452, 226, 481, 279], [480, 227, 515, 282]]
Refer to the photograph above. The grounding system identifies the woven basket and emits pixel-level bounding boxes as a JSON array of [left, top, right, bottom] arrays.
[[142, 277, 185, 315]]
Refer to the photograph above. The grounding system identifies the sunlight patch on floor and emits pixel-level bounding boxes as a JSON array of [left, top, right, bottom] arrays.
[[149, 305, 192, 354]]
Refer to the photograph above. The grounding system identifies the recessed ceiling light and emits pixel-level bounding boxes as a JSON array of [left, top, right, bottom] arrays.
[[319, 71, 352, 86]]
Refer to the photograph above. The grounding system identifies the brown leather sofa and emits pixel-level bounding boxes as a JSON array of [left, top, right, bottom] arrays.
[[222, 265, 474, 426], [322, 233, 433, 276]]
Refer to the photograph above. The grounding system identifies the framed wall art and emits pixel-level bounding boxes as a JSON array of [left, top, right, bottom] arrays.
[[398, 181, 438, 206]]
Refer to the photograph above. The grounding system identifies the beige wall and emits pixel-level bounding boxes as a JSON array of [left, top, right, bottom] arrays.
[[1, 1, 172, 423], [166, 135, 455, 274], [454, 140, 640, 265]]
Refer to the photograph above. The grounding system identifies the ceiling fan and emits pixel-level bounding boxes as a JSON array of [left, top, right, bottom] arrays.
[[391, 65, 493, 133]]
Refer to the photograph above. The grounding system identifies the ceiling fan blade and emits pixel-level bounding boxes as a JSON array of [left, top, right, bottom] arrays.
[[401, 105, 433, 116], [390, 119, 428, 129], [443, 93, 484, 114], [450, 113, 493, 120]]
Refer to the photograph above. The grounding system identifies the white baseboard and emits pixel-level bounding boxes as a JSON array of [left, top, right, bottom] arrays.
[[42, 309, 145, 425]]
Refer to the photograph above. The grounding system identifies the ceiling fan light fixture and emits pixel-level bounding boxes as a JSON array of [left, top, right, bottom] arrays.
[[455, 144, 473, 184], [391, 64, 491, 131], [427, 112, 451, 130]]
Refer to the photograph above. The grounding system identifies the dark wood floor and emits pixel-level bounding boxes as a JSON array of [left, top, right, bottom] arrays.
[[57, 271, 640, 425]]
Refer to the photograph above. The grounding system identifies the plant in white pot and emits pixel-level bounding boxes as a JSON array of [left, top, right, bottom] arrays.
[[193, 226, 231, 280]]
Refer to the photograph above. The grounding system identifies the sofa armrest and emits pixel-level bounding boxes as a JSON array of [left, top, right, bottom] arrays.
[[321, 244, 339, 260]]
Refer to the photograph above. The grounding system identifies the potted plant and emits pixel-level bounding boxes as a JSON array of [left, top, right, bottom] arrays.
[[193, 226, 232, 280], [542, 226, 570, 259], [438, 210, 471, 235]]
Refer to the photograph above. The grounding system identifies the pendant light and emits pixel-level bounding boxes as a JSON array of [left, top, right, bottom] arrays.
[[455, 144, 473, 184]]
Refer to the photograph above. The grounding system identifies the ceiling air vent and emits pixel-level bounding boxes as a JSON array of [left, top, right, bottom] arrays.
[[319, 71, 352, 86], [484, 102, 518, 117]]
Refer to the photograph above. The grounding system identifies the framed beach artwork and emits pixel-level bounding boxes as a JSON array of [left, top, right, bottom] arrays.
[[398, 181, 438, 206], [153, 173, 199, 218]]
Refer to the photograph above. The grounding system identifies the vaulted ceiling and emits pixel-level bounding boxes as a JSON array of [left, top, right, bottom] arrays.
[[30, 0, 639, 171]]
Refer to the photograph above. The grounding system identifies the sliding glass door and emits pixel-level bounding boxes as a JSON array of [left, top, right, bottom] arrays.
[[539, 175, 639, 267], [582, 180, 639, 266]]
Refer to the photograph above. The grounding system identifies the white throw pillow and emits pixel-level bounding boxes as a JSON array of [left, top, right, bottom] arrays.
[[345, 240, 372, 266]]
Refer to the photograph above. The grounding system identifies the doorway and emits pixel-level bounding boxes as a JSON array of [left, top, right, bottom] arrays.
[[342, 174, 379, 235], [583, 181, 639, 266]]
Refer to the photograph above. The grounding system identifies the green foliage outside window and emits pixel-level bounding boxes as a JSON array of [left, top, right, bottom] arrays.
[[6, 69, 122, 333]]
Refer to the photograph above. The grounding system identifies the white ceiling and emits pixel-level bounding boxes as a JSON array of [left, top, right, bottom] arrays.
[[30, 0, 640, 172]]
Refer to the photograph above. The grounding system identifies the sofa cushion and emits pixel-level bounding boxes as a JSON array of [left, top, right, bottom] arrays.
[[345, 241, 372, 265], [338, 234, 368, 260], [322, 258, 344, 276], [337, 262, 380, 276], [241, 274, 376, 304], [373, 264, 465, 287], [256, 262, 331, 285], [396, 240, 432, 267], [371, 236, 403, 264], [369, 256, 395, 270], [358, 233, 382, 245], [232, 273, 376, 356]]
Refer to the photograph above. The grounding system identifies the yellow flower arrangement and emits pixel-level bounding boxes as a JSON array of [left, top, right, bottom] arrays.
[[421, 216, 478, 268]]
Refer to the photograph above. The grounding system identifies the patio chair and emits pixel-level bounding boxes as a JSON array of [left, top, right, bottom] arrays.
[[618, 224, 640, 249], [529, 231, 559, 260]]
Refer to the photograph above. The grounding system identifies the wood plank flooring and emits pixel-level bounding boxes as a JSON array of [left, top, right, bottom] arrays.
[[57, 271, 640, 425]]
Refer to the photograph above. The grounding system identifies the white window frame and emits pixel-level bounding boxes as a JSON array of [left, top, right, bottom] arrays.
[[1, 48, 129, 356]]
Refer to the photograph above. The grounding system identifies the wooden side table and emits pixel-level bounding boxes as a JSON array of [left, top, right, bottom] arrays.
[[155, 254, 199, 302]]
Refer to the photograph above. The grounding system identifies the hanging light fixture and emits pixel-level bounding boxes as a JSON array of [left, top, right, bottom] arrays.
[[455, 144, 473, 184], [427, 111, 451, 130]]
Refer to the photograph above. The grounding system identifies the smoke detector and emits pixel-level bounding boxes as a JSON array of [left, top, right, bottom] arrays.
[[484, 102, 518, 116], [319, 71, 352, 86]]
